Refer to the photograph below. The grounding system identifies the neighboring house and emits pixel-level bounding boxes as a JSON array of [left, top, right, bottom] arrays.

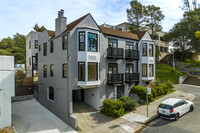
[[116, 22, 169, 61], [0, 56, 15, 129], [26, 31, 40, 77], [37, 10, 155, 129], [15, 64, 25, 71]]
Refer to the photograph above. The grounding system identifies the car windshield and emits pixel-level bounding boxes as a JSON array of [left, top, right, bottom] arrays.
[[159, 104, 172, 110]]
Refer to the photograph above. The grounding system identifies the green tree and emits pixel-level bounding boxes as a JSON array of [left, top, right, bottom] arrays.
[[0, 37, 15, 49], [33, 23, 46, 32], [144, 5, 165, 40], [180, 0, 199, 12], [168, 19, 191, 61], [127, 0, 146, 33], [0, 33, 26, 64], [13, 33, 26, 49]]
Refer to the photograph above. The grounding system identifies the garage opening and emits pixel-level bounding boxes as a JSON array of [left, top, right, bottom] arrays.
[[72, 88, 99, 114]]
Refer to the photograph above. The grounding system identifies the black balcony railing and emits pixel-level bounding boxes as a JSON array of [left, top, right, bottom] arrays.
[[107, 48, 124, 59], [125, 50, 139, 60], [125, 73, 139, 83], [107, 73, 124, 85]]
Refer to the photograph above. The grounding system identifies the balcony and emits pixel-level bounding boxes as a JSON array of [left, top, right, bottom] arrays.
[[107, 48, 124, 59], [125, 73, 139, 83], [125, 50, 139, 60], [107, 73, 124, 85]]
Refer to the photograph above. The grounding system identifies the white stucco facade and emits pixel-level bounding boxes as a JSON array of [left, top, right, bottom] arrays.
[[0, 56, 15, 129], [26, 31, 40, 77]]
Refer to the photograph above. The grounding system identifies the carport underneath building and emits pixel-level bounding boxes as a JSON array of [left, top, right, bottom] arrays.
[[72, 87, 99, 111]]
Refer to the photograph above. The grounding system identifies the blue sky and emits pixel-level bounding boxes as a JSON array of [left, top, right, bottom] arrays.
[[0, 0, 185, 40]]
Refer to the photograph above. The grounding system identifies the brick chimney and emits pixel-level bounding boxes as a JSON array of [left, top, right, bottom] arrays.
[[55, 9, 67, 36]]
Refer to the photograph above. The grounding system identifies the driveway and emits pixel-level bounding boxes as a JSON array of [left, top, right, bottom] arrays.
[[12, 99, 77, 133]]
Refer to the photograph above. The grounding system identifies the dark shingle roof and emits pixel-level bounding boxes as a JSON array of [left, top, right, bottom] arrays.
[[47, 30, 55, 37], [137, 31, 147, 40], [99, 26, 139, 40], [65, 13, 90, 32]]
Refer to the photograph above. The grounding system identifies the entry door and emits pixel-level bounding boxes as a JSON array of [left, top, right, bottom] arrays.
[[108, 63, 118, 74], [126, 64, 134, 73], [117, 85, 124, 99]]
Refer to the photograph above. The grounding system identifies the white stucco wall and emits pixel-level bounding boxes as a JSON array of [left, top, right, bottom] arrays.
[[0, 56, 15, 129]]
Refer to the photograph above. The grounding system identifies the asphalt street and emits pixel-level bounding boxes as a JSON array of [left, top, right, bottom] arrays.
[[142, 84, 200, 133]]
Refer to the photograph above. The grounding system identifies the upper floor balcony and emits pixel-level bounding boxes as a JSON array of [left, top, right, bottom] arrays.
[[107, 48, 124, 59], [125, 73, 139, 83], [107, 73, 124, 85], [125, 50, 139, 60]]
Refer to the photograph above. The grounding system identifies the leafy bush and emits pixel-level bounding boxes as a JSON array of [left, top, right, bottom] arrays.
[[130, 81, 174, 102], [130, 86, 154, 102], [119, 96, 136, 113], [100, 99, 125, 118], [15, 70, 26, 86]]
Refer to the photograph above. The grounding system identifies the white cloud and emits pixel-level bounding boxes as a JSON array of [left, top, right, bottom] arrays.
[[0, 0, 191, 39]]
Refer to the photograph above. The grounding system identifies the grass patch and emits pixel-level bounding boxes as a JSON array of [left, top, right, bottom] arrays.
[[156, 63, 187, 84]]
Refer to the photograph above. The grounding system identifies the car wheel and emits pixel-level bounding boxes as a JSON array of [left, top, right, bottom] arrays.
[[190, 105, 194, 112], [175, 113, 179, 121]]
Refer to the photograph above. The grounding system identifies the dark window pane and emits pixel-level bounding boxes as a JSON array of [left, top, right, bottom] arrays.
[[49, 86, 54, 101], [88, 33, 98, 52], [79, 32, 85, 51], [159, 104, 172, 110], [35, 40, 38, 49], [63, 64, 67, 78], [62, 35, 67, 50], [43, 43, 47, 56], [44, 65, 47, 78], [50, 41, 54, 53], [142, 43, 147, 56], [78, 62, 85, 81]]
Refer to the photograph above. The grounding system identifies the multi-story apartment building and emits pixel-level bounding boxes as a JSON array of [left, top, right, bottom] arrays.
[[26, 31, 40, 77], [116, 22, 169, 61], [26, 31, 55, 77], [37, 10, 155, 129], [0, 56, 15, 129]]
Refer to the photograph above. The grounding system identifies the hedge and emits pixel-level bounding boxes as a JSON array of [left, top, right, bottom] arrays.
[[130, 80, 174, 102], [100, 99, 125, 118], [100, 96, 137, 118]]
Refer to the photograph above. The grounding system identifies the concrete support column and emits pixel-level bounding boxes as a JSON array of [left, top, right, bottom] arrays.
[[114, 85, 117, 100]]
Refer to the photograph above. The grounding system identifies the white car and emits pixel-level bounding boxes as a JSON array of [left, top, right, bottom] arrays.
[[157, 98, 194, 121]]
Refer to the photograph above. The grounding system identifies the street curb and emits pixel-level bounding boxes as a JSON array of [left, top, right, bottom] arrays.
[[144, 115, 159, 124], [135, 115, 159, 133]]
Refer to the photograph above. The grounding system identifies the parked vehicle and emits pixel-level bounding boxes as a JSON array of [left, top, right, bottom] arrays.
[[157, 98, 194, 121]]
